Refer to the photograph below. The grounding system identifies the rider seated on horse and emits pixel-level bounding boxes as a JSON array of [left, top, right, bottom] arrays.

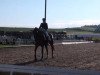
[[39, 18, 50, 41]]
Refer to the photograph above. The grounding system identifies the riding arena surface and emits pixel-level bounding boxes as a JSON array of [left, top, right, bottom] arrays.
[[0, 41, 100, 71]]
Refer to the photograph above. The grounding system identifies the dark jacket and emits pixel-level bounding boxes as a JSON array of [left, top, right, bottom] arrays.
[[39, 23, 48, 30]]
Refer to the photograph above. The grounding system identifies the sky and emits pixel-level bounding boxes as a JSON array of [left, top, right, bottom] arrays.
[[0, 0, 100, 28]]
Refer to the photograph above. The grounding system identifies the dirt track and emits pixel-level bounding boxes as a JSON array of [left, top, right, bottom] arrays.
[[0, 42, 100, 71]]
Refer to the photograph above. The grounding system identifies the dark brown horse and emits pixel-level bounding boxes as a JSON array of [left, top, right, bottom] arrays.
[[33, 27, 54, 61]]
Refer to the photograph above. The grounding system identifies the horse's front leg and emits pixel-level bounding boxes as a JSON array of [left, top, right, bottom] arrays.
[[45, 45, 48, 59], [41, 46, 44, 60], [34, 45, 38, 61]]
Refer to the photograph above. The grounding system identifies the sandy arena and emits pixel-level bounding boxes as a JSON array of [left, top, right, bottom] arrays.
[[0, 42, 100, 71]]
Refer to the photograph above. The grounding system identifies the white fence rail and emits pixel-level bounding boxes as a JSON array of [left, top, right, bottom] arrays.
[[0, 64, 100, 75]]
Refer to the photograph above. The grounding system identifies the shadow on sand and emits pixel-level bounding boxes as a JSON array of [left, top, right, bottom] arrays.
[[14, 58, 48, 65]]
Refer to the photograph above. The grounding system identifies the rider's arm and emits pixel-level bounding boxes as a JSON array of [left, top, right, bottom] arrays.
[[46, 23, 48, 30], [39, 23, 42, 29]]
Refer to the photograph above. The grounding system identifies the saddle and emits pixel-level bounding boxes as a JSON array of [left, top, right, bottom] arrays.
[[39, 28, 50, 41]]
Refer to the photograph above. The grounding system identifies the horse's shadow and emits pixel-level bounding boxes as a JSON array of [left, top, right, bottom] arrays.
[[14, 58, 49, 65]]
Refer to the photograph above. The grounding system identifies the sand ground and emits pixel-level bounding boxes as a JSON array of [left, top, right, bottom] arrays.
[[0, 42, 100, 71]]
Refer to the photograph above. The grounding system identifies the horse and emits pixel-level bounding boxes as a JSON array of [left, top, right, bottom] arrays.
[[33, 27, 54, 61]]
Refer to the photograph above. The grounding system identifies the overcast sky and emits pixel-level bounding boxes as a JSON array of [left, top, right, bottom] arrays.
[[0, 0, 100, 28]]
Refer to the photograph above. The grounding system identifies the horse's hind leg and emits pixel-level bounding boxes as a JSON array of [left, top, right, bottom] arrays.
[[50, 42, 54, 58], [51, 45, 54, 58], [49, 34, 54, 58]]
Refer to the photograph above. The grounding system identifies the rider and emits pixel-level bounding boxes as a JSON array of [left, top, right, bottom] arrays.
[[39, 18, 50, 41]]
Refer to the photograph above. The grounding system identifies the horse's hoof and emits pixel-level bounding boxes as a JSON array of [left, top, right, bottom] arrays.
[[45, 57, 48, 60], [40, 58, 43, 61], [46, 56, 48, 59], [52, 56, 54, 58], [34, 59, 37, 62]]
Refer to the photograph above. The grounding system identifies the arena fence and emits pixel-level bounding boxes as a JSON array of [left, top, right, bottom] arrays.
[[0, 64, 100, 75]]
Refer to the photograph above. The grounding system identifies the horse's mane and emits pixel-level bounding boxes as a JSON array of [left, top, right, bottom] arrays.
[[33, 28, 46, 44]]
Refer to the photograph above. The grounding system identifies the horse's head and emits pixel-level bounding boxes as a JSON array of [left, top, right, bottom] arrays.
[[33, 27, 46, 42], [33, 27, 39, 34], [32, 27, 38, 38]]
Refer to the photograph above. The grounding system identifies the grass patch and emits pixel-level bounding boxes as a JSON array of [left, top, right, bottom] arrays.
[[0, 44, 15, 48], [92, 38, 100, 43]]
